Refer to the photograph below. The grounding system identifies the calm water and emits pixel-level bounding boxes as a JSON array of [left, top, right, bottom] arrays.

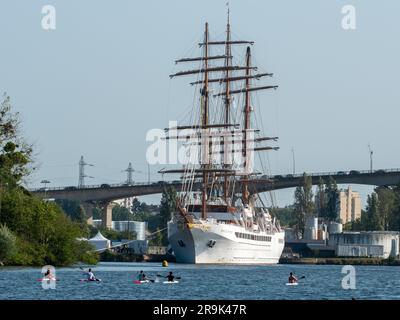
[[0, 262, 399, 300]]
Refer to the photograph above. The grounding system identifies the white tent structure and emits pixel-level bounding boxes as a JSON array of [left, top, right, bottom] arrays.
[[88, 231, 111, 252]]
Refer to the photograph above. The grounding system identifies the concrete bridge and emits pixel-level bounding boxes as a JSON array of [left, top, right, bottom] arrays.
[[31, 168, 400, 228]]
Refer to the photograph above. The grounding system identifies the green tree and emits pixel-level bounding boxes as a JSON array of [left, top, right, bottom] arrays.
[[0, 93, 32, 187], [131, 198, 141, 214], [0, 94, 98, 266], [375, 187, 395, 230], [159, 186, 177, 245], [315, 177, 327, 217], [55, 199, 85, 222], [293, 173, 315, 237], [160, 186, 176, 225], [325, 177, 339, 221], [112, 204, 132, 221], [150, 228, 163, 246], [391, 186, 400, 231], [343, 217, 365, 231], [0, 224, 17, 263], [270, 206, 296, 227], [363, 193, 383, 231]]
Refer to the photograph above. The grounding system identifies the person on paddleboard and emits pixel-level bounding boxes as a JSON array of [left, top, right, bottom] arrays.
[[288, 272, 298, 284]]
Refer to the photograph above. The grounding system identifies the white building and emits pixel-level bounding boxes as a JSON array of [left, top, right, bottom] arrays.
[[328, 231, 400, 258]]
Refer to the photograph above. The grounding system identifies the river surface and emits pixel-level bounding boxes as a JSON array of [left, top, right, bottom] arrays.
[[0, 262, 399, 300]]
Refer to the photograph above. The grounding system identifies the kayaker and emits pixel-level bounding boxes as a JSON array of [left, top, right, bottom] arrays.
[[166, 271, 175, 282], [86, 268, 97, 281], [43, 268, 54, 280], [137, 270, 148, 281], [288, 272, 298, 284]]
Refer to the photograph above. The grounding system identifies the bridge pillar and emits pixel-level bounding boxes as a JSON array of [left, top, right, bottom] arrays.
[[101, 202, 115, 229], [81, 202, 95, 225]]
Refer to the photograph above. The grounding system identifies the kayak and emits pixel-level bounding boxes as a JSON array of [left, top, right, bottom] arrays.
[[134, 280, 150, 284], [80, 279, 102, 282], [163, 281, 179, 284], [286, 282, 298, 286], [37, 278, 57, 282]]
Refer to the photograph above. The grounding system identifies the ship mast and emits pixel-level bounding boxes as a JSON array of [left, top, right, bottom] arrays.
[[201, 22, 210, 220], [242, 46, 252, 204], [223, 8, 232, 202], [161, 15, 280, 221]]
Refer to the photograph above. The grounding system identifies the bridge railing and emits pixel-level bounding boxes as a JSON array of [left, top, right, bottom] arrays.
[[264, 168, 400, 179], [29, 180, 181, 192], [29, 168, 400, 192]]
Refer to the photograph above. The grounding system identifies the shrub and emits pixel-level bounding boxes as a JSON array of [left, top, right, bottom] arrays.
[[0, 224, 17, 263]]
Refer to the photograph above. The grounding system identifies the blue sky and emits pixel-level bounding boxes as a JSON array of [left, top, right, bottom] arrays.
[[1, 0, 399, 206]]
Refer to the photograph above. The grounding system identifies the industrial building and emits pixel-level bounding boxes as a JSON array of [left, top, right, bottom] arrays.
[[283, 216, 400, 260], [328, 231, 400, 259], [112, 221, 147, 240]]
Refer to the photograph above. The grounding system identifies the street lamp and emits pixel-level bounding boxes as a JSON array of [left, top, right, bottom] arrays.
[[40, 180, 50, 198], [368, 144, 373, 173], [291, 147, 296, 175]]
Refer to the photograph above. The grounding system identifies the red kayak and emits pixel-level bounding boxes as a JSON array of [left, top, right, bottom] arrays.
[[134, 280, 150, 284]]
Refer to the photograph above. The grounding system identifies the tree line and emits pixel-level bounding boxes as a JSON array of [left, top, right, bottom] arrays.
[[0, 94, 98, 266], [291, 174, 340, 236], [346, 186, 400, 232]]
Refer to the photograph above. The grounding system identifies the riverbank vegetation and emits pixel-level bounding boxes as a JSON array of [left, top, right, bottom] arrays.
[[0, 94, 98, 266]]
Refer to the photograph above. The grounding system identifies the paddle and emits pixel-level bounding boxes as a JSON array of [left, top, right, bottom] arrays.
[[79, 266, 87, 274], [293, 276, 305, 284]]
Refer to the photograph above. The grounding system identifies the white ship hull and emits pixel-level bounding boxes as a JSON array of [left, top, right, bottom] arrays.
[[168, 221, 285, 264]]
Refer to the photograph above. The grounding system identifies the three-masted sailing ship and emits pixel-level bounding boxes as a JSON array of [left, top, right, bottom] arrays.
[[161, 13, 285, 264]]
